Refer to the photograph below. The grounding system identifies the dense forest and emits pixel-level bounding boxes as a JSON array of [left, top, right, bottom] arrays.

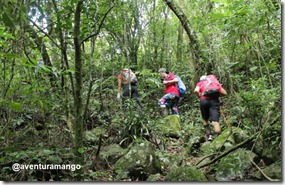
[[0, 0, 281, 182]]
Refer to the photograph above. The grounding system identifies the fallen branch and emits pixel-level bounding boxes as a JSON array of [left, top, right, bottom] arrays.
[[249, 156, 280, 181], [195, 154, 216, 166], [197, 132, 259, 169]]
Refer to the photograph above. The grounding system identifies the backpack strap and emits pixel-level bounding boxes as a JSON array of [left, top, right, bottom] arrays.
[[204, 77, 212, 92]]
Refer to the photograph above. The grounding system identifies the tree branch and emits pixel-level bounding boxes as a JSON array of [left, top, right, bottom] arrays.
[[249, 156, 280, 181], [162, 0, 201, 62], [81, 6, 114, 44], [195, 154, 216, 166], [27, 18, 61, 49], [197, 132, 259, 169]]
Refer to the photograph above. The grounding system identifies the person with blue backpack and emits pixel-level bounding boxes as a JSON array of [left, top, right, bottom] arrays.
[[158, 68, 184, 116], [174, 74, 186, 102]]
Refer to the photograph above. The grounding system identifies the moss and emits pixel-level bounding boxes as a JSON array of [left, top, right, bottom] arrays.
[[165, 166, 207, 181]]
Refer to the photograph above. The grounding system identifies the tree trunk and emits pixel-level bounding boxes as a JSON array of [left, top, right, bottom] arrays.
[[73, 0, 84, 175], [50, 0, 75, 132], [160, 6, 168, 68], [52, 0, 75, 96], [162, 0, 207, 82], [176, 25, 183, 63]]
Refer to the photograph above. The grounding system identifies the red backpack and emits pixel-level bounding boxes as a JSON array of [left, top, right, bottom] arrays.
[[202, 75, 221, 98]]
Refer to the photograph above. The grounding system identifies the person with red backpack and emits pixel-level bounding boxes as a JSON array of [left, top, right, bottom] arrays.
[[117, 68, 142, 114], [158, 68, 180, 116], [194, 74, 227, 141]]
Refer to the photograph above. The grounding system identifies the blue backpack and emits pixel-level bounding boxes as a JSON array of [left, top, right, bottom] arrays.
[[175, 75, 186, 97]]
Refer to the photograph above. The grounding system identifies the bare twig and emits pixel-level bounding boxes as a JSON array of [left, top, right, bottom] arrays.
[[27, 18, 61, 49], [81, 6, 114, 44], [249, 155, 279, 181]]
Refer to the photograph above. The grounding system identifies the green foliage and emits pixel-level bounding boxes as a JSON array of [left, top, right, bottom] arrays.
[[165, 166, 208, 181], [0, 147, 76, 181], [215, 148, 257, 181], [0, 0, 281, 181], [155, 150, 183, 172], [155, 115, 182, 138], [118, 109, 151, 147], [233, 76, 281, 132], [9, 102, 23, 112], [254, 123, 281, 161]]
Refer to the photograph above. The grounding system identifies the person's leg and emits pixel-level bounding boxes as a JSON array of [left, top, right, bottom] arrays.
[[158, 94, 168, 106], [203, 118, 211, 137], [200, 99, 212, 140], [212, 121, 221, 133], [209, 98, 221, 137], [131, 85, 143, 113], [171, 97, 180, 115], [159, 96, 168, 116], [122, 85, 130, 110], [158, 93, 175, 116]]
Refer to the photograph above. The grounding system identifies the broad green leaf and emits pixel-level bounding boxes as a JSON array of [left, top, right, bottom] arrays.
[[10, 102, 23, 111], [0, 53, 19, 58], [0, 31, 14, 39], [31, 99, 44, 113], [249, 66, 258, 71], [4, 146, 17, 152], [2, 11, 15, 29], [78, 148, 84, 154]]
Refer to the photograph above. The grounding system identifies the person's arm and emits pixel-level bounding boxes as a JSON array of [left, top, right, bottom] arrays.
[[117, 75, 122, 99], [219, 87, 227, 96], [194, 86, 200, 97], [163, 74, 178, 85], [118, 78, 121, 93], [163, 78, 178, 85]]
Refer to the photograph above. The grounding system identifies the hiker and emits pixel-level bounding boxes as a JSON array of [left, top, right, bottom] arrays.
[[117, 68, 143, 113], [194, 74, 227, 141], [158, 68, 180, 116]]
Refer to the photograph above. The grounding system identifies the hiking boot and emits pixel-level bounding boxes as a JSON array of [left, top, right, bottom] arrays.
[[160, 104, 166, 108], [208, 135, 213, 141], [160, 105, 168, 116]]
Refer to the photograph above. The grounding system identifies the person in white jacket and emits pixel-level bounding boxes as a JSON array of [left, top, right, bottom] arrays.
[[117, 68, 142, 114]]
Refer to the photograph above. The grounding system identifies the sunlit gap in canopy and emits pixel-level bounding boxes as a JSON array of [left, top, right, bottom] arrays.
[[28, 5, 49, 33]]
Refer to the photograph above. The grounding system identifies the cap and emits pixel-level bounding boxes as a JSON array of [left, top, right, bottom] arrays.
[[200, 75, 207, 81], [158, 68, 166, 73], [122, 68, 132, 72]]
